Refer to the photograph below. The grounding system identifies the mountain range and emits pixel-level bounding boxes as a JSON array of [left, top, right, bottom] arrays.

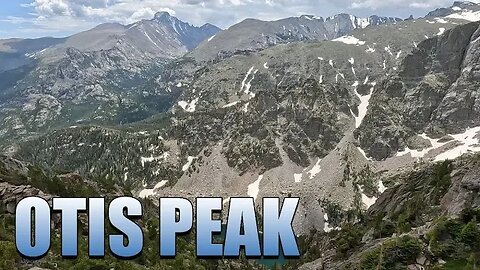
[[1, 1, 480, 269]]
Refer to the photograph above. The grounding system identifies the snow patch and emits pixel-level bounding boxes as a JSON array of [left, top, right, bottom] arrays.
[[396, 51, 402, 59], [323, 213, 338, 232], [361, 192, 377, 209], [435, 126, 480, 161], [182, 156, 197, 172], [248, 175, 263, 201], [357, 147, 373, 161], [396, 126, 480, 161], [307, 158, 322, 179], [363, 76, 369, 85], [243, 102, 250, 112], [384, 46, 393, 56], [437, 27, 446, 36], [294, 173, 303, 183], [140, 152, 169, 167], [223, 100, 240, 108], [138, 180, 169, 198], [447, 10, 480, 22], [335, 73, 345, 83], [359, 185, 377, 209], [178, 98, 199, 113], [378, 181, 387, 194], [241, 66, 259, 99], [352, 82, 374, 128], [333, 35, 366, 45], [435, 18, 448, 23], [143, 30, 162, 50], [348, 58, 356, 76]]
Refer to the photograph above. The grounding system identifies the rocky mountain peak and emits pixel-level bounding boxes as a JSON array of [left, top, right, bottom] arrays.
[[200, 23, 221, 31], [453, 1, 477, 8], [426, 1, 480, 19], [153, 11, 173, 21], [91, 22, 125, 30], [2, 2, 480, 269]]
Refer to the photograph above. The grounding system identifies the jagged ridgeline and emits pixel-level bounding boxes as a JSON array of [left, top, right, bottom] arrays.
[[1, 1, 480, 269], [0, 12, 221, 148]]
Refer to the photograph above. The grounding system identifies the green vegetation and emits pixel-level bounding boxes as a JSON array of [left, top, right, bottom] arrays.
[[394, 194, 423, 233], [17, 126, 180, 189], [370, 216, 396, 239], [0, 201, 20, 269], [334, 224, 365, 257], [359, 236, 422, 270], [0, 199, 260, 270], [0, 159, 101, 198], [0, 159, 261, 270], [36, 220, 230, 270], [429, 161, 453, 203], [427, 209, 480, 267], [0, 241, 20, 269], [224, 134, 282, 174]]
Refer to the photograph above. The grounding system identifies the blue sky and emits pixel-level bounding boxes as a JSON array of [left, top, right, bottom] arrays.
[[0, 0, 474, 39], [0, 0, 32, 37]]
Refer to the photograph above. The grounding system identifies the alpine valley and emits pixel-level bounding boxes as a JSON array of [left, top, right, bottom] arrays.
[[1, 1, 480, 269]]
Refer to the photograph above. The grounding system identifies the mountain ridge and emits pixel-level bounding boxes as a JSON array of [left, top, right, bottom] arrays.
[[189, 12, 403, 62]]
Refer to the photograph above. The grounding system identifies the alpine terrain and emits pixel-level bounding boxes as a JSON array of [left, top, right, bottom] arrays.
[[1, 1, 480, 269]]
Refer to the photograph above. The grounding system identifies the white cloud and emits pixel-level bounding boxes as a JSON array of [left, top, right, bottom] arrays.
[[20, 0, 342, 27], [0, 16, 31, 24], [2, 0, 480, 38], [350, 0, 480, 10]]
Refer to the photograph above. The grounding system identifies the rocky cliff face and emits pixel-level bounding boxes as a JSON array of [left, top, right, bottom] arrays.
[[291, 154, 480, 270], [1, 2, 480, 268], [0, 4, 479, 270], [357, 21, 480, 160], [190, 13, 402, 62], [13, 11, 475, 236]]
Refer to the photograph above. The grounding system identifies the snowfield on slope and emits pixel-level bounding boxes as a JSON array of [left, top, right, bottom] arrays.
[[139, 180, 169, 198], [248, 175, 263, 201], [333, 35, 366, 45], [396, 126, 480, 161]]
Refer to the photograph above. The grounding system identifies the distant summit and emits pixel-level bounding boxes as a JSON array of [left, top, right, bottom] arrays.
[[154, 11, 172, 19], [426, 1, 480, 20], [190, 12, 402, 62]]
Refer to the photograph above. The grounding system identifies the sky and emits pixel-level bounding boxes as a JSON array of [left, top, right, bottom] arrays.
[[0, 0, 477, 39]]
